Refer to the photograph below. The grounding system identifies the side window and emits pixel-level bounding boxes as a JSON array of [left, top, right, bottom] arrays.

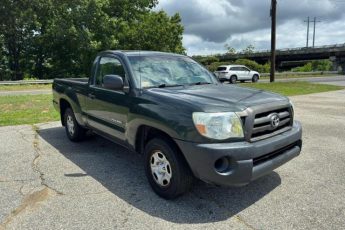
[[242, 67, 249, 71], [95, 57, 126, 87]]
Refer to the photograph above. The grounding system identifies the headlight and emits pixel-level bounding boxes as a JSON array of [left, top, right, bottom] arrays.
[[192, 112, 244, 140]]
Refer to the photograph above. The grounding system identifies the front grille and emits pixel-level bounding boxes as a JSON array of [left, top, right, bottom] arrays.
[[250, 107, 293, 141], [253, 140, 302, 166]]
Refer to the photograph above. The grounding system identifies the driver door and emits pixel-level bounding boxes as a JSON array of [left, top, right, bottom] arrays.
[[85, 55, 130, 144]]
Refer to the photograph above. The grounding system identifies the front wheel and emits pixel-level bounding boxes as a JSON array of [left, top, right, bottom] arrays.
[[64, 108, 86, 142], [144, 138, 193, 199], [252, 74, 259, 83]]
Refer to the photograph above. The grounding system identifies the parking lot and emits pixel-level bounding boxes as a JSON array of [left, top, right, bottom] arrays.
[[1, 89, 345, 230]]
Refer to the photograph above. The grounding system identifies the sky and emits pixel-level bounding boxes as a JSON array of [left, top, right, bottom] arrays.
[[156, 0, 345, 55]]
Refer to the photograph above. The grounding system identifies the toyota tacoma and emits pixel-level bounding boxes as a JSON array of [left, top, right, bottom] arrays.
[[53, 51, 302, 199]]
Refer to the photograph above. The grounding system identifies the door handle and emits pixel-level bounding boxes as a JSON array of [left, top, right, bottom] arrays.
[[88, 93, 95, 99]]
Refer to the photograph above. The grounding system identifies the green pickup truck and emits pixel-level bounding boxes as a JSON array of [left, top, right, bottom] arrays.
[[53, 51, 302, 199]]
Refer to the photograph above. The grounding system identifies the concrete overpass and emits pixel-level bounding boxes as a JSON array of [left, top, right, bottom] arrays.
[[218, 44, 345, 72]]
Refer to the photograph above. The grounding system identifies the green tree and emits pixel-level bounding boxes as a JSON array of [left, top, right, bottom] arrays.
[[0, 0, 39, 80], [242, 44, 255, 55], [118, 11, 185, 54], [224, 44, 237, 55], [0, 0, 185, 80], [235, 59, 269, 73], [195, 56, 219, 66]]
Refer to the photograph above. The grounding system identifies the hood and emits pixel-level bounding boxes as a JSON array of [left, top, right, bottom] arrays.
[[145, 84, 288, 112]]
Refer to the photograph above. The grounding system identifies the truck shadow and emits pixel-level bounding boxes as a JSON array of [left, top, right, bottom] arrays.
[[38, 126, 281, 224]]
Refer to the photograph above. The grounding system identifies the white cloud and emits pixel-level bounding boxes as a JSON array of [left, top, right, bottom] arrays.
[[157, 0, 345, 55]]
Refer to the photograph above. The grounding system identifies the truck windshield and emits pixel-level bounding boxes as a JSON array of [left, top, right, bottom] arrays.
[[128, 55, 217, 88]]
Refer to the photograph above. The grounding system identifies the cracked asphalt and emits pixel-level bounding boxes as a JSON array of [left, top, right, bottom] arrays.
[[1, 90, 345, 230]]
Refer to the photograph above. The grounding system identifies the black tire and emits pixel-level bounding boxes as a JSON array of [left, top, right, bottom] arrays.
[[144, 138, 194, 199], [64, 108, 86, 142], [229, 75, 237, 84], [252, 74, 259, 83]]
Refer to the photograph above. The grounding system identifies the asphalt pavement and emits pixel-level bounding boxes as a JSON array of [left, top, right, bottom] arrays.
[[0, 90, 345, 229]]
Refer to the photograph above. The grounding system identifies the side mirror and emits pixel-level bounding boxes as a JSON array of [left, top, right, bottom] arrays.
[[103, 75, 124, 90]]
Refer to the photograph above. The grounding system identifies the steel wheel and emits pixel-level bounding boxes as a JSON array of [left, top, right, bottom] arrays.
[[64, 108, 86, 142], [150, 150, 172, 187], [66, 115, 75, 136], [144, 138, 194, 199]]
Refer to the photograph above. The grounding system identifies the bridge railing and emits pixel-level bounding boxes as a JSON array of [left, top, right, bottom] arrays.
[[209, 43, 345, 58]]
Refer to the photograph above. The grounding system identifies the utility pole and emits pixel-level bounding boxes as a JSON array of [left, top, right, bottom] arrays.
[[312, 17, 321, 48], [304, 17, 310, 48], [270, 0, 277, 83]]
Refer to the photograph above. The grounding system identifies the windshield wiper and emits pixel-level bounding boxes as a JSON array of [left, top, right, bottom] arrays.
[[157, 83, 184, 88], [190, 82, 212, 86]]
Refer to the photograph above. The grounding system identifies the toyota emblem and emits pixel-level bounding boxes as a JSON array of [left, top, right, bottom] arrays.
[[270, 113, 280, 129]]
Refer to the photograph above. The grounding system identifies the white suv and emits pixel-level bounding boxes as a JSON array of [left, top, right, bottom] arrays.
[[214, 65, 260, 84]]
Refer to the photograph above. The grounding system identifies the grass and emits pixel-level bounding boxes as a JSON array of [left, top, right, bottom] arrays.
[[0, 94, 59, 126], [0, 84, 52, 91], [243, 81, 344, 96], [260, 74, 338, 79], [0, 81, 343, 126]]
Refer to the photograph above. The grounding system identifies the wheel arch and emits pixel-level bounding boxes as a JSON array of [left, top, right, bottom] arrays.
[[60, 98, 71, 126], [135, 125, 176, 154], [135, 125, 194, 180]]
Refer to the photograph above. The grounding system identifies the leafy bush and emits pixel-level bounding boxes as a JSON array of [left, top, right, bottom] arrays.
[[292, 63, 313, 72], [292, 60, 332, 72], [235, 59, 270, 73], [23, 74, 38, 80], [311, 60, 332, 71], [207, 62, 234, 72], [196, 56, 220, 66]]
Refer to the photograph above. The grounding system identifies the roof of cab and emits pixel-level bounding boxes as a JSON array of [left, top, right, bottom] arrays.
[[100, 50, 186, 57]]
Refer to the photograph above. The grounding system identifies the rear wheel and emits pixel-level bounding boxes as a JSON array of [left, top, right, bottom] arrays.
[[229, 75, 237, 84], [64, 108, 86, 142], [252, 74, 259, 83], [144, 138, 193, 199]]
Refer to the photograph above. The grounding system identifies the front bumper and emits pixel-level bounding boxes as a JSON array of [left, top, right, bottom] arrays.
[[175, 121, 302, 186]]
